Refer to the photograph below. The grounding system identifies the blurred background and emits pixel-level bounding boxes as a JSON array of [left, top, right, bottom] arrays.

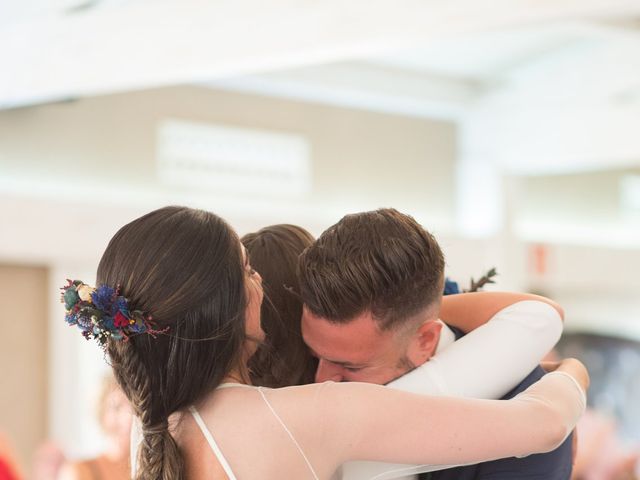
[[1, 1, 640, 478]]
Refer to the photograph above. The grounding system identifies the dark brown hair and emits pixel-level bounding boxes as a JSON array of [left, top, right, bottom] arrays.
[[97, 206, 247, 480], [298, 208, 445, 330], [242, 224, 317, 387]]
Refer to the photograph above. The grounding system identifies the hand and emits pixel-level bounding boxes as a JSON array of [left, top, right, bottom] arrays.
[[556, 358, 590, 393], [541, 361, 561, 373]]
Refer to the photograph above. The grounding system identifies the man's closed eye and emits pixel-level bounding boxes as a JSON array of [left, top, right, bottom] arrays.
[[344, 366, 364, 373]]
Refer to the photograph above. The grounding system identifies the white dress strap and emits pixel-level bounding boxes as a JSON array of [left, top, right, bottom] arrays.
[[217, 382, 253, 390], [257, 387, 320, 480], [188, 406, 237, 480]]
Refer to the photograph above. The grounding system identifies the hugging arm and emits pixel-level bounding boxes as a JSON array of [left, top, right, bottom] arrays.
[[336, 298, 565, 479], [274, 360, 587, 475], [389, 299, 563, 399], [440, 291, 564, 333]]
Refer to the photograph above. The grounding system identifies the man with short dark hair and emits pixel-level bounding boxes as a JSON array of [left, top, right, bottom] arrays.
[[298, 208, 573, 479], [299, 208, 445, 385]]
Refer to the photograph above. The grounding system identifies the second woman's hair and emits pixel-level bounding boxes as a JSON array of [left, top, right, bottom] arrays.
[[242, 224, 317, 387]]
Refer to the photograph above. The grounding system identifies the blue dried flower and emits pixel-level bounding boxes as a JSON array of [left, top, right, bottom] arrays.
[[129, 318, 147, 333], [114, 297, 130, 317], [65, 312, 77, 325], [91, 285, 115, 312], [444, 278, 460, 295], [101, 316, 115, 331]]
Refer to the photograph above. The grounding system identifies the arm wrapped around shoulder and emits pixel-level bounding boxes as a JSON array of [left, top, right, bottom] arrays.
[[304, 358, 588, 469], [512, 368, 587, 453]]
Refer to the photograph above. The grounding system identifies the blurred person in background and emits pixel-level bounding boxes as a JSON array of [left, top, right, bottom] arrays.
[[57, 375, 131, 480], [241, 224, 318, 387], [31, 441, 65, 480], [571, 409, 640, 480], [0, 431, 22, 480], [540, 350, 640, 480]]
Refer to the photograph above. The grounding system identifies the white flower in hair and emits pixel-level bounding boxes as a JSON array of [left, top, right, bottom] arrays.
[[77, 284, 95, 302]]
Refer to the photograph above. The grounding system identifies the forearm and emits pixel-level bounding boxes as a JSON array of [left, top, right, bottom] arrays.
[[441, 292, 564, 333], [389, 300, 563, 398], [331, 370, 586, 467]]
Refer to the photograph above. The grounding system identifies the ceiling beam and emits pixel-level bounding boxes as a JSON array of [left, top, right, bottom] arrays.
[[211, 62, 482, 120], [2, 0, 640, 108]]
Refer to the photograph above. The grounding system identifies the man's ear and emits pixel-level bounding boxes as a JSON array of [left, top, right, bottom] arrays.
[[406, 320, 443, 366]]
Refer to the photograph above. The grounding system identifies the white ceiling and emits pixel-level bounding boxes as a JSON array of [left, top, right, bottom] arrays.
[[368, 25, 587, 81], [206, 18, 640, 176], [215, 20, 640, 111], [2, 0, 640, 108], [0, 0, 140, 27], [2, 1, 640, 176]]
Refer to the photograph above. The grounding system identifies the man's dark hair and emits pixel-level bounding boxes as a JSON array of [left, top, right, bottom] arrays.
[[298, 208, 445, 330]]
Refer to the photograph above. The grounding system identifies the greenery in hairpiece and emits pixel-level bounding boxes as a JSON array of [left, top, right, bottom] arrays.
[[61, 279, 168, 347]]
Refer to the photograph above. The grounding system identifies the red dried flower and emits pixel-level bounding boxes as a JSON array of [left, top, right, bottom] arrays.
[[114, 311, 129, 328]]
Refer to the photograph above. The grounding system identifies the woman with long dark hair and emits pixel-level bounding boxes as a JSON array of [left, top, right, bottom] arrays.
[[64, 206, 588, 480], [242, 224, 317, 387]]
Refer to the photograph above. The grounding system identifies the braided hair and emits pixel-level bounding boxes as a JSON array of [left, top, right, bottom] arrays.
[[97, 206, 248, 480]]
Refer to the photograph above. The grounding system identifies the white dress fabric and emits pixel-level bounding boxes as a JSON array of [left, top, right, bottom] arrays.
[[130, 301, 583, 480]]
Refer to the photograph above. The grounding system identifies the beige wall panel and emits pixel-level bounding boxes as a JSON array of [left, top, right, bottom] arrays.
[[0, 86, 456, 219], [0, 264, 48, 474]]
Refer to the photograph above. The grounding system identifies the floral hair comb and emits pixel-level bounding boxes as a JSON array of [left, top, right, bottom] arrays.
[[61, 279, 168, 346]]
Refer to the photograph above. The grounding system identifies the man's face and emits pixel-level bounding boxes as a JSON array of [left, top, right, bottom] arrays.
[[301, 306, 441, 385]]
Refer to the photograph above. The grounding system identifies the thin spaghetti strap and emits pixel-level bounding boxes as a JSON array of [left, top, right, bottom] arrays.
[[257, 387, 320, 480], [188, 406, 238, 480]]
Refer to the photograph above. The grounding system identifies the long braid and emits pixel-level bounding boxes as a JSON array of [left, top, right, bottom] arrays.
[[88, 207, 249, 479], [109, 341, 184, 480]]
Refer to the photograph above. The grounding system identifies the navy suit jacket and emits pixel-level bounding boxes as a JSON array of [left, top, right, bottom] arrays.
[[420, 326, 573, 480]]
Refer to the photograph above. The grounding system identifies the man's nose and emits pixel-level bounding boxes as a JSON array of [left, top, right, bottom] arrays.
[[315, 358, 343, 383]]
